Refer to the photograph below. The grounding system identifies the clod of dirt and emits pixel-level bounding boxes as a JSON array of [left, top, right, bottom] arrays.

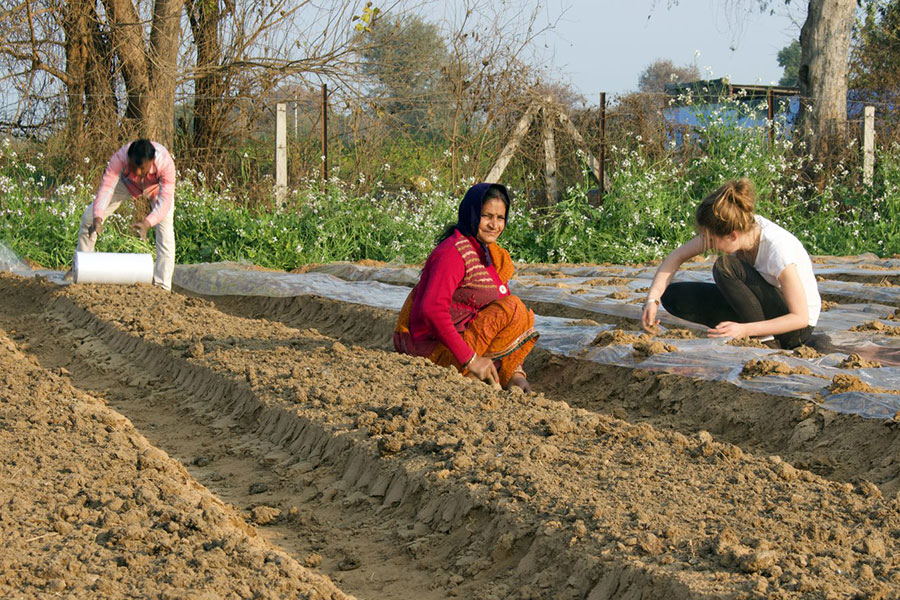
[[590, 329, 642, 347], [851, 320, 900, 336], [608, 291, 631, 300], [633, 339, 677, 358], [821, 300, 838, 311], [250, 505, 281, 525], [740, 359, 814, 379], [829, 374, 900, 395], [337, 555, 361, 571], [248, 482, 269, 494], [885, 308, 900, 321], [728, 337, 770, 349], [585, 277, 631, 286], [566, 319, 602, 327], [658, 328, 696, 339], [789, 345, 824, 359], [837, 354, 882, 369], [830, 374, 874, 394], [186, 340, 204, 358], [303, 553, 323, 568]]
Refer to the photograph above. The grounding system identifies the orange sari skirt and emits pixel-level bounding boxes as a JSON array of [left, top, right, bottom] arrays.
[[395, 294, 539, 388]]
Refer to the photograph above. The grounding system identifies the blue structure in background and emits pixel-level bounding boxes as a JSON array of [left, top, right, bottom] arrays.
[[663, 78, 801, 143], [663, 78, 874, 143]]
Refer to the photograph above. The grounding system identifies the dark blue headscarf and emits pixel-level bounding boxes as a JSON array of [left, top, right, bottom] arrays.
[[452, 183, 511, 266]]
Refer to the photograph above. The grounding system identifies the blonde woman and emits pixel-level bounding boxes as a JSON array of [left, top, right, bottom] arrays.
[[642, 178, 821, 349]]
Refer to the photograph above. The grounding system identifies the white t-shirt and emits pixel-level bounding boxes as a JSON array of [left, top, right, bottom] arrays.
[[753, 215, 821, 326]]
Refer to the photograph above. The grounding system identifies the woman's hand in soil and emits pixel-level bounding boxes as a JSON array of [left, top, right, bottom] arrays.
[[641, 299, 660, 334], [507, 373, 531, 393], [467, 355, 500, 385], [708, 321, 748, 339]]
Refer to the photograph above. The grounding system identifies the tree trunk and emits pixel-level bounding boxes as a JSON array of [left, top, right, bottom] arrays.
[[63, 0, 117, 149], [189, 0, 227, 161], [798, 0, 856, 165], [102, 0, 183, 146], [145, 0, 183, 146]]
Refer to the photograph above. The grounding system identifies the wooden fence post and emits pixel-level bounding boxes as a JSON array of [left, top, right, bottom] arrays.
[[321, 84, 328, 190], [541, 104, 559, 204], [598, 92, 606, 202], [863, 105, 875, 187], [275, 103, 287, 206]]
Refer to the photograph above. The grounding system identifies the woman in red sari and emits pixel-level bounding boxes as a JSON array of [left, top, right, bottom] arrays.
[[394, 183, 538, 392]]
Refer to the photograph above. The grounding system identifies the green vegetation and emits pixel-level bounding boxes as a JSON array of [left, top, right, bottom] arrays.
[[2, 98, 899, 270]]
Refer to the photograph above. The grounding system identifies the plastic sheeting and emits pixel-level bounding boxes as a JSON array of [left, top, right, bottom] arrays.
[[0, 242, 30, 274]]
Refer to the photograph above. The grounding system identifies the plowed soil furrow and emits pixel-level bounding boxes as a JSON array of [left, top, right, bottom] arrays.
[[4, 274, 900, 599], [203, 293, 900, 497], [0, 316, 350, 598]]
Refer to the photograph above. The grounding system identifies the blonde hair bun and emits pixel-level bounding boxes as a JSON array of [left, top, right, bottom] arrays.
[[695, 178, 757, 236]]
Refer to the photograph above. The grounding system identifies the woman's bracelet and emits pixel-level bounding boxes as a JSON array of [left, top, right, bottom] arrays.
[[462, 354, 476, 369], [645, 297, 661, 307]]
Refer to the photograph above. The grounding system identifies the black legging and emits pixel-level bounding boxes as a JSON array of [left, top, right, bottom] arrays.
[[661, 254, 813, 349]]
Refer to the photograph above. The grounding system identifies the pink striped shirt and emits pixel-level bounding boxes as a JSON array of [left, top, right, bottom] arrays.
[[93, 141, 175, 227]]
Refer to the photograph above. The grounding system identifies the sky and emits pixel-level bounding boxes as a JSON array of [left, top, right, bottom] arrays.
[[539, 0, 803, 99]]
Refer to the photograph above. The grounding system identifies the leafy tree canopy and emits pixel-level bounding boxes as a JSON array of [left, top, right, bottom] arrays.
[[637, 58, 700, 93]]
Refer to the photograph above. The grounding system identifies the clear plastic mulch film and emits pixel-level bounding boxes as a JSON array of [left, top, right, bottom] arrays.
[[2, 239, 899, 420], [0, 242, 30, 274]]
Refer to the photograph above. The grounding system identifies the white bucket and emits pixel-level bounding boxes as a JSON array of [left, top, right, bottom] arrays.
[[73, 251, 154, 285]]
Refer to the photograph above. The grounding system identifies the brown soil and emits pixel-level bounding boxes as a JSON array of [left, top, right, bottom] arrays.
[[590, 329, 643, 347], [821, 300, 838, 311], [521, 300, 640, 328], [567, 319, 603, 327], [739, 359, 816, 379], [727, 337, 770, 349], [788, 346, 824, 359], [585, 277, 632, 286], [851, 321, 900, 336], [5, 274, 900, 598], [632, 339, 677, 358], [838, 354, 883, 369], [829, 374, 900, 395], [608, 291, 631, 300], [658, 329, 697, 339], [212, 292, 900, 494]]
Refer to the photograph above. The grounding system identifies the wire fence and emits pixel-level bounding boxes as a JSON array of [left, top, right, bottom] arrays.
[[0, 85, 894, 205]]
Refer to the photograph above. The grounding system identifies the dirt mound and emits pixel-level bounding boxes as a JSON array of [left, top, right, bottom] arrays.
[[786, 345, 824, 359], [851, 320, 900, 336], [632, 339, 677, 357], [585, 277, 631, 286], [838, 354, 883, 369], [740, 359, 815, 379], [829, 374, 899, 395], [0, 325, 349, 599], [206, 288, 900, 500], [727, 337, 770, 349], [590, 329, 643, 347], [566, 318, 603, 327], [658, 328, 696, 339]]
